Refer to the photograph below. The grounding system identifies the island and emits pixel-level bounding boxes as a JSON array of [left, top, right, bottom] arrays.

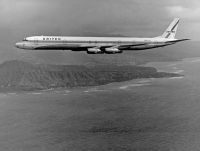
[[0, 60, 182, 92]]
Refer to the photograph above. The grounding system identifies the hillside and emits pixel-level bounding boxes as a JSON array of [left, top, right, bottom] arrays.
[[0, 60, 180, 91]]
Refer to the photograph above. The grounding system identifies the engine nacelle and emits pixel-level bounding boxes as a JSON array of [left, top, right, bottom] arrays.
[[104, 47, 123, 54], [87, 48, 103, 54]]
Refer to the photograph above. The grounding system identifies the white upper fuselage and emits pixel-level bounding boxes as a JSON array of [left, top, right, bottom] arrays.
[[25, 36, 172, 44]]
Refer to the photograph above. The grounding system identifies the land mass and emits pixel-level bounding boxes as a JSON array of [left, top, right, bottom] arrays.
[[0, 60, 181, 92]]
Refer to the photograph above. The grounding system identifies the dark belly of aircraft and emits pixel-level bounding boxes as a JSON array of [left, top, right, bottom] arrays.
[[33, 43, 172, 50]]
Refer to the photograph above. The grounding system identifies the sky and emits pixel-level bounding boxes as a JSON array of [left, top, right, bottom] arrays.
[[0, 0, 199, 63]]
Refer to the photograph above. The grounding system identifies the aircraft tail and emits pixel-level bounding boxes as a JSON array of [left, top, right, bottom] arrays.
[[161, 18, 180, 39]]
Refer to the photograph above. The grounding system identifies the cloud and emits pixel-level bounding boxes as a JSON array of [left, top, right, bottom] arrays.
[[166, 5, 200, 20], [165, 0, 200, 40], [0, 0, 172, 37], [165, 0, 200, 20]]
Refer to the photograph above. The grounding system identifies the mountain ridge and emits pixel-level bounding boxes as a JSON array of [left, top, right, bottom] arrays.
[[0, 60, 181, 92]]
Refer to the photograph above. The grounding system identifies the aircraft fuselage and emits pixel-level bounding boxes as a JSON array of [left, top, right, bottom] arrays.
[[15, 36, 177, 51], [15, 18, 189, 54]]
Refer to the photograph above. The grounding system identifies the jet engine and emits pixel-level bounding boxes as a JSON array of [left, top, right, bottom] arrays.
[[87, 48, 103, 54], [104, 47, 123, 54]]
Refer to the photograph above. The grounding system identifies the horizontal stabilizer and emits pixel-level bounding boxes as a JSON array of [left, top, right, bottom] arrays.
[[168, 39, 190, 43]]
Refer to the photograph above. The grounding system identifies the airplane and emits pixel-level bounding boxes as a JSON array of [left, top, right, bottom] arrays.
[[15, 18, 189, 54]]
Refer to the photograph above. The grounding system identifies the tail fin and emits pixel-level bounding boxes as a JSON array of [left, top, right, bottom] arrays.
[[161, 18, 180, 39]]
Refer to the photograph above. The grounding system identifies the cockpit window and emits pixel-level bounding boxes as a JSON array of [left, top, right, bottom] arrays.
[[23, 38, 28, 41]]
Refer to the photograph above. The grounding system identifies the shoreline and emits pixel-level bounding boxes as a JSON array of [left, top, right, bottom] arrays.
[[4, 57, 200, 94]]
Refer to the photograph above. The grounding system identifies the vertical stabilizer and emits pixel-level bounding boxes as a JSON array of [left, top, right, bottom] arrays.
[[161, 18, 180, 39]]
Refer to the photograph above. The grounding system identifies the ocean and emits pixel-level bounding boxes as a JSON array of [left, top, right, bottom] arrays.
[[1, 57, 200, 151]]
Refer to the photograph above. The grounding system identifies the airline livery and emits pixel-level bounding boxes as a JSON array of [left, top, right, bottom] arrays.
[[15, 18, 189, 54]]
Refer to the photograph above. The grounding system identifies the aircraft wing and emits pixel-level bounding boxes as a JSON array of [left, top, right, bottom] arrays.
[[117, 43, 147, 49], [79, 43, 147, 49]]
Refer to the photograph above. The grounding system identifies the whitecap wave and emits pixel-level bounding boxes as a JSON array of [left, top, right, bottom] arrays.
[[137, 79, 151, 84], [168, 76, 184, 80], [190, 59, 200, 63], [30, 92, 42, 95], [84, 88, 106, 93], [64, 90, 71, 93], [167, 63, 178, 67], [173, 70, 184, 74], [119, 83, 150, 90]]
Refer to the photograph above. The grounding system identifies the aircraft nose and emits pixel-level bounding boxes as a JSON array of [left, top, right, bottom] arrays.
[[15, 42, 24, 49]]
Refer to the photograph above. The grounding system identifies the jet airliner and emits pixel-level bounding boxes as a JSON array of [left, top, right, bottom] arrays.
[[15, 18, 189, 54]]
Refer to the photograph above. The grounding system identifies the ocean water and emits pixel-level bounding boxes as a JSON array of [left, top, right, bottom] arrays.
[[1, 58, 200, 151]]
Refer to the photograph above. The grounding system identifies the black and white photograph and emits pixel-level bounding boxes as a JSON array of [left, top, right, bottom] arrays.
[[0, 0, 199, 150]]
